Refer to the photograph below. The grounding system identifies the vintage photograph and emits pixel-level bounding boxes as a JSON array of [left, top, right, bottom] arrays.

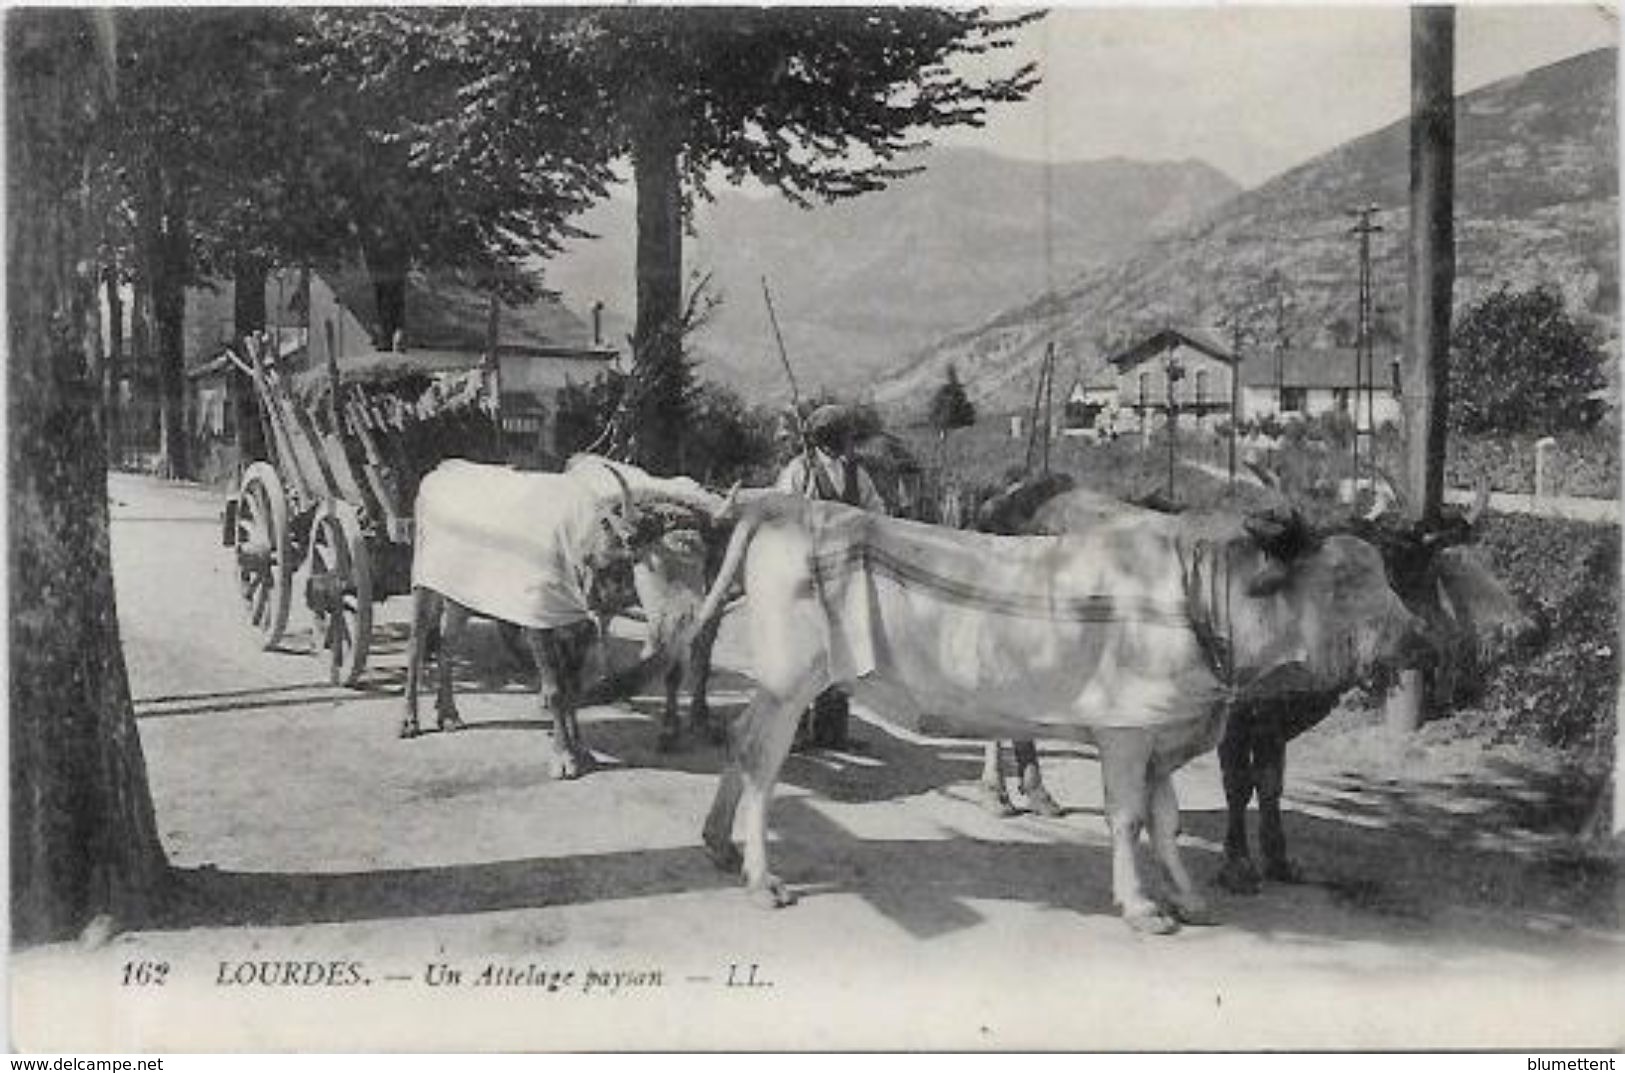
[[8, 4, 1622, 1052]]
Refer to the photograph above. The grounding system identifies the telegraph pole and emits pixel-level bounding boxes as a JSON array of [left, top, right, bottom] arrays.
[[1348, 204, 1383, 493]]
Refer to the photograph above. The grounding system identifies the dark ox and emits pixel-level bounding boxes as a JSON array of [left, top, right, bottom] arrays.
[[688, 492, 1427, 934], [994, 482, 1536, 894], [403, 457, 723, 779]]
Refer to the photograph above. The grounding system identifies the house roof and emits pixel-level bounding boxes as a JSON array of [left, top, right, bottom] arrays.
[[1108, 326, 1235, 370], [1239, 347, 1398, 390], [322, 265, 611, 357]]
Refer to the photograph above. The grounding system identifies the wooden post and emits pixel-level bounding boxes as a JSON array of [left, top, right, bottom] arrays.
[[1401, 6, 1455, 526], [1391, 5, 1456, 734]]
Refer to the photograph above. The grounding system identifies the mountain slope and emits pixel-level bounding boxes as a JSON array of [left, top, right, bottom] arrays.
[[541, 148, 1239, 398], [872, 47, 1619, 417]]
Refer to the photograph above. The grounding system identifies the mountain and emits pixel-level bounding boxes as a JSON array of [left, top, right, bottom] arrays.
[[540, 148, 1239, 398], [871, 47, 1619, 417]]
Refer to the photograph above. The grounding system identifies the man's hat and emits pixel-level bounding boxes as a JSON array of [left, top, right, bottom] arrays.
[[805, 403, 847, 446]]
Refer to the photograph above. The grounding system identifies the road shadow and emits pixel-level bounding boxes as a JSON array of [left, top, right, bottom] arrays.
[[159, 847, 737, 931]]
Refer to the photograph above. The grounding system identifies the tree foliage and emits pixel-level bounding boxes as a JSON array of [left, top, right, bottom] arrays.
[[928, 364, 977, 435], [1449, 285, 1607, 435], [404, 7, 1040, 471]]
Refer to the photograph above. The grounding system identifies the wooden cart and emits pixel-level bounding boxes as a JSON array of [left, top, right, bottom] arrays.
[[222, 333, 500, 685]]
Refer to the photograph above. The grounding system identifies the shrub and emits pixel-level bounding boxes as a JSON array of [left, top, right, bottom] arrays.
[[1464, 514, 1619, 755], [1450, 284, 1609, 436]]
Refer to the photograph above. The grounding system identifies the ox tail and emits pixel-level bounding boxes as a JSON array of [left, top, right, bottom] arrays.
[[683, 509, 761, 648]]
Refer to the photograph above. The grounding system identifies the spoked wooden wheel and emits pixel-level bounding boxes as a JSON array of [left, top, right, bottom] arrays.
[[233, 461, 292, 649], [307, 506, 372, 686]]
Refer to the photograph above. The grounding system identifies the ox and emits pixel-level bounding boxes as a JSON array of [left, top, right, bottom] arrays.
[[497, 501, 726, 752], [689, 493, 1428, 933], [403, 457, 723, 778], [991, 482, 1536, 893]]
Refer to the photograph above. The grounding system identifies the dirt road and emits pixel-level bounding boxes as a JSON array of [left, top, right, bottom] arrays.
[[11, 474, 1622, 1051]]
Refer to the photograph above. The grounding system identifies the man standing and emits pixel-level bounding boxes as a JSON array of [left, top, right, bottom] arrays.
[[775, 404, 886, 748]]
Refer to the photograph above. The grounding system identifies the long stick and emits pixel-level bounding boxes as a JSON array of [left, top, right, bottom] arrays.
[[761, 277, 803, 411], [762, 277, 817, 485]]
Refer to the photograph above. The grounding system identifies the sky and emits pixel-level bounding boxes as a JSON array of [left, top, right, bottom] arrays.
[[940, 3, 1619, 187]]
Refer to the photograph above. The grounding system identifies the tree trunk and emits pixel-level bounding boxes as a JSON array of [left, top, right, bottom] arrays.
[[1392, 6, 1456, 734], [233, 253, 267, 338], [152, 202, 189, 480], [103, 266, 124, 469], [7, 9, 170, 947], [630, 104, 687, 475], [361, 236, 409, 350]]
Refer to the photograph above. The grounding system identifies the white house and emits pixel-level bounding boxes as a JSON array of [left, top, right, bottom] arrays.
[[1065, 326, 1238, 437], [1065, 327, 1402, 436], [1237, 346, 1401, 429]]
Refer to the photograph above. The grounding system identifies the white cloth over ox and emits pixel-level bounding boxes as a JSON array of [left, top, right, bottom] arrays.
[[413, 461, 625, 629], [802, 504, 1229, 738]]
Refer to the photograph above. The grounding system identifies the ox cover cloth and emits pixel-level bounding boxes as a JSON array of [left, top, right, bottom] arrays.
[[803, 503, 1227, 735], [413, 461, 618, 629]]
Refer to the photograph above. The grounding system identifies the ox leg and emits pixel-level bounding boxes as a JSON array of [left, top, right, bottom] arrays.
[[657, 656, 685, 753], [401, 587, 441, 739], [1014, 740, 1063, 818], [688, 613, 723, 745], [977, 742, 1018, 817], [1098, 729, 1176, 934], [531, 623, 595, 780], [1255, 727, 1304, 883], [433, 602, 469, 732], [1216, 715, 1262, 895], [702, 766, 745, 873], [706, 678, 819, 908], [1149, 772, 1213, 925]]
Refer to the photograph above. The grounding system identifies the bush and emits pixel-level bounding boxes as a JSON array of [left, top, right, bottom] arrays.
[[1450, 284, 1608, 436], [1464, 514, 1619, 754]]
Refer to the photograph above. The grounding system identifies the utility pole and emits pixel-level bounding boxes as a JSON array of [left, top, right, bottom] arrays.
[[1387, 5, 1457, 738], [1403, 8, 1455, 526], [1349, 204, 1384, 494]]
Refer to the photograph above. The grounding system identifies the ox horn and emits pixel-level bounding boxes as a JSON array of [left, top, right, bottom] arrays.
[[598, 461, 635, 519]]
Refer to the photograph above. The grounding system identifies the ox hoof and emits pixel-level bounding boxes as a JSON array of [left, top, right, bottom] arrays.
[[1024, 785, 1064, 818], [1264, 858, 1308, 885], [437, 712, 466, 733], [746, 875, 797, 909], [975, 783, 1019, 818], [1169, 898, 1217, 927], [704, 838, 743, 873], [1216, 856, 1263, 895], [1124, 907, 1180, 935], [399, 722, 422, 740]]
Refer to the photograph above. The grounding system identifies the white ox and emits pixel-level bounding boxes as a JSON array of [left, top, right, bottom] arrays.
[[690, 492, 1428, 933], [405, 456, 723, 776]]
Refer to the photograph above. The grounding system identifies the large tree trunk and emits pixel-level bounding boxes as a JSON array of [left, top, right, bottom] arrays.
[[1392, 6, 1456, 734], [8, 9, 170, 947], [629, 104, 687, 475]]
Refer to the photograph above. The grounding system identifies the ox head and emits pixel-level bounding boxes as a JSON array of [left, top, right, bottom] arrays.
[[1347, 480, 1539, 700], [565, 455, 730, 628], [1195, 508, 1433, 701]]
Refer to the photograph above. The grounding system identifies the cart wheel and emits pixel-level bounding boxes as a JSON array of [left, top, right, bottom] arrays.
[[308, 506, 372, 686], [234, 461, 292, 649]]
